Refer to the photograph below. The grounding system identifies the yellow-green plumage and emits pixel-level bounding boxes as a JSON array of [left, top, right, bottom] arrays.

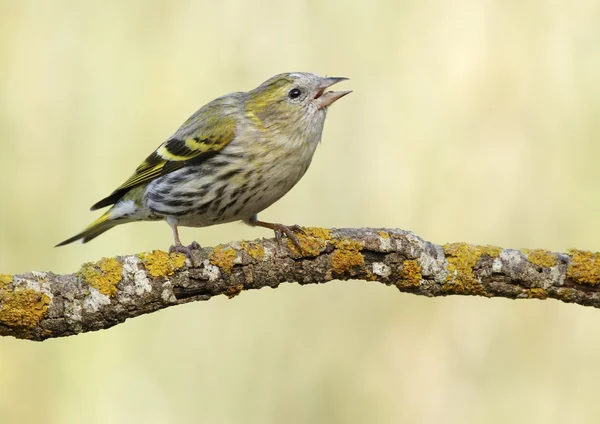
[[57, 72, 351, 250]]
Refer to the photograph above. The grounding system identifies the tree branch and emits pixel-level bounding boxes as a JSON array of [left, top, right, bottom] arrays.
[[1, 227, 599, 341]]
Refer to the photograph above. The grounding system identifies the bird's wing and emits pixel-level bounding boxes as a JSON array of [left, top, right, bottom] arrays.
[[90, 101, 239, 210]]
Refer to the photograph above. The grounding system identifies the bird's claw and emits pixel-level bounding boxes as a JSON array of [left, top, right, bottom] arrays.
[[188, 241, 201, 250], [169, 241, 201, 256], [272, 224, 304, 252], [288, 224, 305, 234]]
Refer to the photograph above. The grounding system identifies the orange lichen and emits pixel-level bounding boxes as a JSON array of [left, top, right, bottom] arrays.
[[523, 249, 558, 268], [240, 241, 265, 261], [567, 250, 600, 286], [331, 239, 364, 274], [332, 250, 364, 274], [0, 289, 50, 329], [210, 246, 238, 273], [138, 251, 186, 278], [225, 284, 244, 299], [0, 274, 12, 289], [525, 288, 548, 299], [80, 257, 123, 296], [302, 227, 332, 241], [364, 270, 378, 281], [442, 243, 501, 296], [331, 239, 364, 251], [397, 260, 422, 288], [286, 228, 331, 257], [378, 231, 390, 239]]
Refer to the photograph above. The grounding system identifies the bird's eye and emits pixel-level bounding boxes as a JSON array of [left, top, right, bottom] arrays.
[[288, 88, 302, 99]]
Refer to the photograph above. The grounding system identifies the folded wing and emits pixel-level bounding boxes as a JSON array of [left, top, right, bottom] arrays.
[[90, 101, 238, 211]]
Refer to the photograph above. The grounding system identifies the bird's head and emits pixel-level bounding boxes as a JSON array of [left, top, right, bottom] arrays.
[[247, 72, 351, 136]]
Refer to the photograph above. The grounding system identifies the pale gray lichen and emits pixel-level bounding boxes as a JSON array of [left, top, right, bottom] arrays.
[[378, 235, 393, 252], [262, 246, 275, 261], [201, 260, 221, 283], [161, 288, 177, 303], [122, 256, 152, 297], [83, 287, 111, 313], [492, 257, 503, 273], [372, 262, 391, 278], [419, 244, 448, 284]]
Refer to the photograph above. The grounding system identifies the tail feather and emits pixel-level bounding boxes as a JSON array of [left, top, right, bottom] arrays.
[[90, 189, 128, 211], [56, 211, 117, 247]]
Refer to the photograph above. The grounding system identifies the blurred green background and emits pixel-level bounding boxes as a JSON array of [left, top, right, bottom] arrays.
[[1, 0, 600, 423]]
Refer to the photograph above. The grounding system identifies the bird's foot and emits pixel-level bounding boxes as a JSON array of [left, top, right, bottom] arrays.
[[169, 241, 201, 256], [272, 224, 305, 252], [243, 216, 305, 253]]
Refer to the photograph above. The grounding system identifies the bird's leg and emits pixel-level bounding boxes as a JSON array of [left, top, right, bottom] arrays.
[[244, 215, 304, 251], [167, 217, 201, 255], [168, 217, 183, 248]]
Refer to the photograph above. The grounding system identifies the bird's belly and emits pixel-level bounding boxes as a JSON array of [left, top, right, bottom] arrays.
[[145, 154, 311, 227]]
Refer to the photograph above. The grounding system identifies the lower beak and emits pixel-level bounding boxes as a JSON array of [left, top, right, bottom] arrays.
[[314, 77, 352, 109]]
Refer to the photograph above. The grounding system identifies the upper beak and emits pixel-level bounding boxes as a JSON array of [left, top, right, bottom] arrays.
[[314, 77, 352, 109]]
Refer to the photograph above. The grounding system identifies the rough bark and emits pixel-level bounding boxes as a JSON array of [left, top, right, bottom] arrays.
[[1, 227, 599, 341]]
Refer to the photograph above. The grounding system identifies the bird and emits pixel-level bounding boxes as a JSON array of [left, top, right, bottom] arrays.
[[57, 72, 351, 253]]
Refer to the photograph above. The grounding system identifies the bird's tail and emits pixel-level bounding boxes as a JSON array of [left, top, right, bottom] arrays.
[[56, 210, 119, 247]]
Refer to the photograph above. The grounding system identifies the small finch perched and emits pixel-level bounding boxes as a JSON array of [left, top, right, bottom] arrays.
[[57, 72, 351, 253]]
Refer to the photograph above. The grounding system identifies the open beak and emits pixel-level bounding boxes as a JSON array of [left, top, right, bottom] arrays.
[[314, 77, 352, 109]]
